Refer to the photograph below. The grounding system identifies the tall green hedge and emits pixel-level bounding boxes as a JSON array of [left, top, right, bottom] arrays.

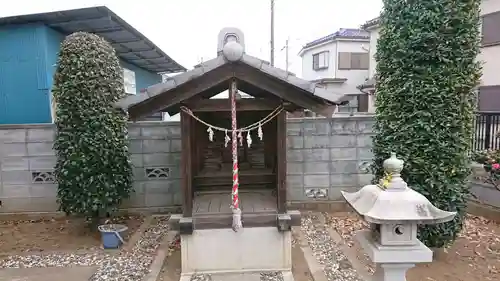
[[372, 0, 482, 247], [52, 32, 133, 220]]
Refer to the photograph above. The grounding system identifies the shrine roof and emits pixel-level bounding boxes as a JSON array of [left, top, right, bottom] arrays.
[[116, 28, 350, 120]]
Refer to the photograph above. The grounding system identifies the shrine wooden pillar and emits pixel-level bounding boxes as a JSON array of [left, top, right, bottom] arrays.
[[181, 109, 193, 218], [276, 108, 287, 214]]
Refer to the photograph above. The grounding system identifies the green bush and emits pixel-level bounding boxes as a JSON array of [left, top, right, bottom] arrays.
[[371, 0, 482, 247], [52, 32, 133, 221]]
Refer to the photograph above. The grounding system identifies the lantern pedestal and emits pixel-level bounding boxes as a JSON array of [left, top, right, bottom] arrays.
[[357, 230, 432, 281]]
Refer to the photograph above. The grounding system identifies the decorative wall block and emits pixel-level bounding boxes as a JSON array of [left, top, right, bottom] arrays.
[[32, 171, 55, 183], [305, 188, 328, 199], [145, 167, 170, 179]]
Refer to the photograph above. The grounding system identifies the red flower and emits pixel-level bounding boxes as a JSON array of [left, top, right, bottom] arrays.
[[492, 163, 500, 170]]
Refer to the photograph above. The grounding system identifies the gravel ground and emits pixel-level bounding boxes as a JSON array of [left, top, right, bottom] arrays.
[[301, 214, 363, 281], [190, 273, 212, 281], [190, 271, 284, 281], [260, 271, 284, 281], [0, 216, 170, 281]]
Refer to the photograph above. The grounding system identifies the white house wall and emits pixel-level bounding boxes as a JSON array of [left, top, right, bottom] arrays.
[[368, 27, 380, 78], [481, 0, 500, 14], [336, 41, 370, 95], [479, 45, 500, 87], [301, 43, 337, 81], [480, 0, 500, 88]]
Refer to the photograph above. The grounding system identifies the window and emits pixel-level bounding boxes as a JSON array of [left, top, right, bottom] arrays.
[[338, 52, 369, 70], [123, 68, 137, 95], [482, 12, 500, 46], [312, 51, 329, 70]]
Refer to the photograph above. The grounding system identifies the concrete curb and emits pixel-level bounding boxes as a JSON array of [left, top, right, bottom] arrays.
[[123, 215, 154, 252], [143, 228, 179, 281], [291, 217, 329, 281], [316, 212, 372, 281]]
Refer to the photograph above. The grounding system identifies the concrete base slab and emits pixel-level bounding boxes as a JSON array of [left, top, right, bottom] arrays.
[[180, 271, 294, 281], [181, 227, 292, 274], [0, 266, 97, 281]]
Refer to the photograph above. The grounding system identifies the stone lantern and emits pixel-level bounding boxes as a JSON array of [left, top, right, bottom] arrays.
[[341, 152, 456, 281]]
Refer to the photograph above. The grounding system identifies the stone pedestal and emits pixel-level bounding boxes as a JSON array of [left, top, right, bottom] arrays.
[[372, 264, 415, 281], [357, 230, 432, 281], [181, 227, 292, 275]]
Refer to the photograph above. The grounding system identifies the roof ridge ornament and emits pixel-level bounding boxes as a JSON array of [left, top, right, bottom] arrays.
[[218, 27, 245, 62]]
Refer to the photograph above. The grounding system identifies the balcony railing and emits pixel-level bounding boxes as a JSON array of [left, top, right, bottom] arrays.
[[473, 112, 500, 151]]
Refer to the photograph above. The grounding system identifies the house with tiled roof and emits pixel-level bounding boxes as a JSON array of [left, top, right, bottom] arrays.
[[360, 0, 500, 113], [298, 28, 370, 113]]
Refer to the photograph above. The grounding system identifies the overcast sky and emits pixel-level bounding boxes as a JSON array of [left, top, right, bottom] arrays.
[[1, 0, 382, 76]]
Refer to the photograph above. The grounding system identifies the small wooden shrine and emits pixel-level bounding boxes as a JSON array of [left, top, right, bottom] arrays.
[[117, 27, 346, 235]]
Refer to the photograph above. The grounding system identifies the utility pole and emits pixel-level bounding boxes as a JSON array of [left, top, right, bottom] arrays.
[[281, 38, 289, 72], [270, 0, 275, 66]]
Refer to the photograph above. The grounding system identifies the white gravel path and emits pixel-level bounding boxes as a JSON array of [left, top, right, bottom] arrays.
[[301, 214, 364, 281]]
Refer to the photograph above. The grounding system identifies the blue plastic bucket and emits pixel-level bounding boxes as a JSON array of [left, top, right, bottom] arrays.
[[98, 224, 128, 249]]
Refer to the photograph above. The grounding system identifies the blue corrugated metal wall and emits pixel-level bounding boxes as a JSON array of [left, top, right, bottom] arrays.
[[0, 24, 53, 124], [0, 24, 162, 124]]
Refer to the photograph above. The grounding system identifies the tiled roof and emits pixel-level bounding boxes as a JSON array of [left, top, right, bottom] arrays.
[[301, 28, 369, 50], [361, 17, 380, 30], [116, 53, 349, 116]]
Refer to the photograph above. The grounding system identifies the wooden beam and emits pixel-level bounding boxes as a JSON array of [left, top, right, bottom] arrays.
[[186, 98, 281, 112], [181, 110, 193, 219], [128, 64, 234, 120], [276, 109, 287, 213]]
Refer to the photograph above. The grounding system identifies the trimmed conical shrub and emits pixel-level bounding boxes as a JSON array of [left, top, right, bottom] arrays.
[[371, 0, 482, 247], [52, 32, 133, 220]]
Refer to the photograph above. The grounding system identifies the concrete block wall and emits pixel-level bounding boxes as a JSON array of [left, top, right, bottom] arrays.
[[1, 115, 496, 214], [285, 115, 374, 203], [123, 122, 183, 210], [0, 125, 58, 212], [0, 122, 183, 213], [0, 115, 374, 213]]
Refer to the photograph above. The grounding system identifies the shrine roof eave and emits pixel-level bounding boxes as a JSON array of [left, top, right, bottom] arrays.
[[115, 53, 349, 120]]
